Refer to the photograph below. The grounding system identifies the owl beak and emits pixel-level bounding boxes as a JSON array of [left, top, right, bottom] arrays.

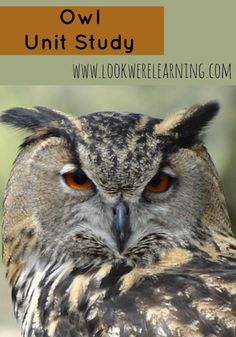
[[113, 201, 130, 253]]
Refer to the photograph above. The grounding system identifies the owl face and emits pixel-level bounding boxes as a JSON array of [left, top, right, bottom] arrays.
[[2, 103, 223, 267]]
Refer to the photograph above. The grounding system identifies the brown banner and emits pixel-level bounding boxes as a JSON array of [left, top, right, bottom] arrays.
[[0, 6, 164, 55]]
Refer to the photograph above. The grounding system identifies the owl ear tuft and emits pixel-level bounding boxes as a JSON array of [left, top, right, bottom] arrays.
[[1, 106, 78, 150], [156, 102, 219, 147], [1, 106, 69, 131]]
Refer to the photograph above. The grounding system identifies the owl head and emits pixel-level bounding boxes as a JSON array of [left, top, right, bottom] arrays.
[[1, 102, 231, 276]]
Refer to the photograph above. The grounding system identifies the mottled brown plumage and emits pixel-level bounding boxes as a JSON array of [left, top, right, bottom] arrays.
[[2, 102, 236, 337]]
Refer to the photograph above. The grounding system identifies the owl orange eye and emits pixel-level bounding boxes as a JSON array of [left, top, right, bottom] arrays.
[[63, 170, 93, 190], [146, 173, 172, 193]]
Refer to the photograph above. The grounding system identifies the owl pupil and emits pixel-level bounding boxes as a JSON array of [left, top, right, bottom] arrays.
[[150, 175, 161, 186], [73, 170, 88, 185]]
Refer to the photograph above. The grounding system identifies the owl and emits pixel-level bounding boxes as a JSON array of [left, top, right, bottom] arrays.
[[2, 102, 236, 337]]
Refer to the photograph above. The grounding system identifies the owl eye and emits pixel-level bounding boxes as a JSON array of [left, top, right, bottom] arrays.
[[62, 170, 94, 190], [146, 172, 172, 193]]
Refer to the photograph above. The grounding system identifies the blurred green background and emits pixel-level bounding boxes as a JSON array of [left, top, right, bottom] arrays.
[[0, 85, 236, 336]]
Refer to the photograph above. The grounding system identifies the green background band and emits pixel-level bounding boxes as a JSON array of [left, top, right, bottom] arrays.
[[0, 0, 235, 84]]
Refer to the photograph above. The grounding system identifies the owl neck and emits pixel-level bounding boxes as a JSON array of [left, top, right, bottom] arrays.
[[11, 235, 236, 334]]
